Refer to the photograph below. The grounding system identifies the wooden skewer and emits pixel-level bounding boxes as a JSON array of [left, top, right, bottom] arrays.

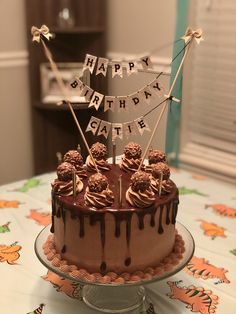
[[40, 39, 99, 173], [112, 141, 116, 165], [72, 169, 77, 200], [118, 175, 123, 207], [158, 172, 163, 197], [138, 37, 193, 171]]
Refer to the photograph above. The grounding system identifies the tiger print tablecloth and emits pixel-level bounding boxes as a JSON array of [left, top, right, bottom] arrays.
[[0, 167, 235, 314]]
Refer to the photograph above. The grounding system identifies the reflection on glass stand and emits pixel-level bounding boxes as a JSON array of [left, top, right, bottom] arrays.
[[35, 222, 194, 313]]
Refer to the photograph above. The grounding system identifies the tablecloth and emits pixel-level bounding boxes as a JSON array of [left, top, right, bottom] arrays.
[[0, 167, 235, 313]]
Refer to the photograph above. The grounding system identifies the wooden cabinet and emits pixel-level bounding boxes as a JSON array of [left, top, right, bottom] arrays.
[[25, 0, 107, 174]]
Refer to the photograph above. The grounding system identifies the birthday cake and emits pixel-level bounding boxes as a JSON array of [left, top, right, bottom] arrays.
[[43, 142, 185, 284]]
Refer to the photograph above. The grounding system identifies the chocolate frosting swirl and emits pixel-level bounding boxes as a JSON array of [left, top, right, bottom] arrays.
[[76, 166, 88, 178], [126, 186, 155, 208], [150, 178, 172, 195], [85, 156, 111, 172], [119, 155, 144, 172], [52, 175, 83, 196], [84, 186, 114, 208]]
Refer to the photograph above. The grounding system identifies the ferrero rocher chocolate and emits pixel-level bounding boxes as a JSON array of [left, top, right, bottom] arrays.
[[150, 162, 170, 180], [124, 142, 142, 159], [148, 149, 167, 164], [90, 142, 107, 160], [88, 173, 109, 192], [63, 150, 84, 168], [131, 171, 151, 192], [57, 162, 76, 181]]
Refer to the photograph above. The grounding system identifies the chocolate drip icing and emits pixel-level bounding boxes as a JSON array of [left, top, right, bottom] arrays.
[[100, 261, 107, 274], [166, 204, 171, 225], [125, 257, 131, 266], [158, 206, 164, 234], [50, 165, 179, 273], [150, 210, 156, 227], [79, 214, 85, 238], [172, 199, 179, 224], [137, 212, 145, 230], [50, 193, 55, 233], [61, 245, 66, 253]]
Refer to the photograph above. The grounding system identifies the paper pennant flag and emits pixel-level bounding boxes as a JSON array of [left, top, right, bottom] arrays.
[[126, 61, 138, 76], [117, 96, 128, 112], [139, 86, 153, 105], [149, 77, 165, 97], [83, 54, 97, 74], [104, 96, 116, 112], [112, 61, 123, 78], [123, 121, 138, 138], [135, 116, 151, 135], [70, 77, 84, 90], [80, 85, 94, 100], [112, 123, 123, 141], [88, 91, 104, 110], [86, 116, 101, 135], [140, 56, 153, 70], [97, 120, 111, 138], [96, 57, 109, 76], [130, 92, 141, 107]]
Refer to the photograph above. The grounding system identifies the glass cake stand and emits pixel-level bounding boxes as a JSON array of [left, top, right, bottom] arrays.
[[35, 222, 194, 313]]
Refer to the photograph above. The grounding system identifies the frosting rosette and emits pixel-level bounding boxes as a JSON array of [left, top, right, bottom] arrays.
[[84, 173, 114, 208], [52, 175, 83, 196], [120, 142, 144, 172], [52, 161, 83, 196], [126, 186, 155, 208], [150, 178, 172, 195], [126, 171, 155, 207], [85, 155, 111, 172], [146, 163, 172, 195], [84, 187, 114, 208], [119, 155, 143, 172], [63, 150, 87, 178]]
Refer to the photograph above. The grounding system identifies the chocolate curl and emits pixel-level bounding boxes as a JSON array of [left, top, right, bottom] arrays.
[[72, 169, 77, 200], [138, 27, 202, 171], [158, 172, 163, 197], [118, 175, 123, 207], [31, 25, 99, 174]]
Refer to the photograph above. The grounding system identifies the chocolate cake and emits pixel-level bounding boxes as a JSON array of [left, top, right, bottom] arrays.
[[43, 143, 185, 284]]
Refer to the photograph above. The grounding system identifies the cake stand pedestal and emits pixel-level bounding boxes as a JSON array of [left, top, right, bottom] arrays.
[[35, 222, 194, 313]]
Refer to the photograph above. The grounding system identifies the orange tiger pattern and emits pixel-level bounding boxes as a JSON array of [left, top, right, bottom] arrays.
[[167, 281, 219, 314], [198, 220, 226, 239], [205, 204, 236, 218], [185, 256, 230, 284], [42, 271, 83, 299]]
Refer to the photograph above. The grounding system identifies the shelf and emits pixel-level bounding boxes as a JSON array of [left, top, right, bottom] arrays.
[[51, 26, 105, 34], [34, 101, 89, 111]]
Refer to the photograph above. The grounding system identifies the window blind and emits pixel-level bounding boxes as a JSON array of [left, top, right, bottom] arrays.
[[180, 0, 236, 184]]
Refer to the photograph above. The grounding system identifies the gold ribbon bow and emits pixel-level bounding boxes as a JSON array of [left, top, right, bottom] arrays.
[[182, 27, 203, 44], [31, 25, 52, 43]]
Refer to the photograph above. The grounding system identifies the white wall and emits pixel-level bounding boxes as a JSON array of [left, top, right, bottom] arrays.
[[0, 1, 176, 184], [106, 0, 176, 156], [0, 0, 33, 184]]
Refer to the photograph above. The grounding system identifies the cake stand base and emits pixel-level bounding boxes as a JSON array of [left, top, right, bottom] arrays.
[[82, 285, 145, 313], [35, 222, 194, 313]]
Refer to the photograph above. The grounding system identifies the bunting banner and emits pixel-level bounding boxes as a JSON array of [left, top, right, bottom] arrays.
[[70, 75, 166, 112], [82, 54, 154, 78], [86, 115, 151, 141]]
